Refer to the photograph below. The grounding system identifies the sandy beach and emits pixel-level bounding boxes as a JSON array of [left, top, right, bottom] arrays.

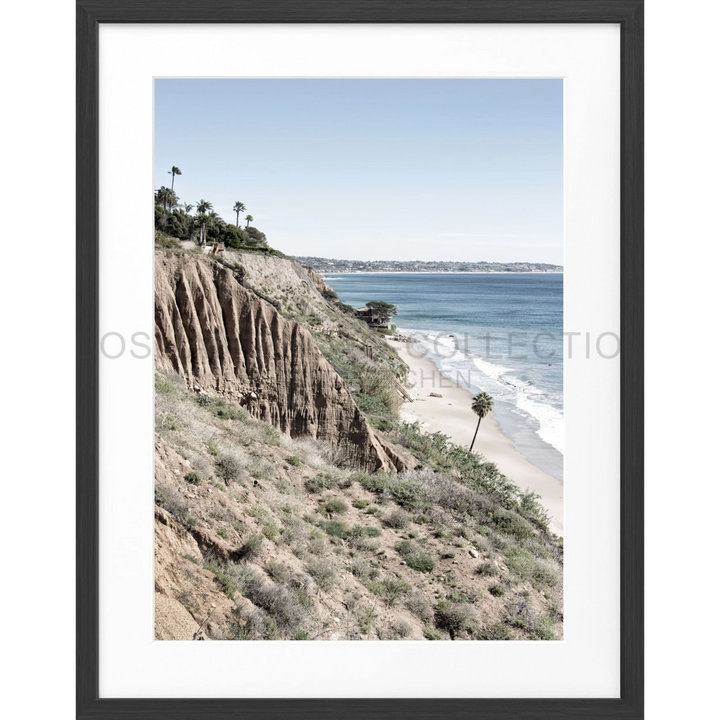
[[388, 340, 564, 536]]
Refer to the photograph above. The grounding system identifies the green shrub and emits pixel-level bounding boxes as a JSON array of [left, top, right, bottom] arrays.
[[305, 474, 336, 493], [266, 561, 290, 583], [369, 416, 393, 431], [351, 525, 381, 538], [382, 576, 411, 606], [204, 560, 237, 599], [352, 499, 370, 509], [363, 579, 384, 596], [405, 591, 434, 623], [155, 374, 174, 394], [160, 413, 180, 431], [155, 232, 181, 249], [323, 498, 348, 516], [262, 523, 280, 543], [286, 455, 301, 467], [349, 535, 381, 552], [225, 563, 309, 636], [240, 534, 264, 559], [489, 584, 505, 597], [184, 470, 202, 485], [396, 540, 435, 573], [318, 520, 351, 539], [390, 620, 411, 639], [423, 626, 444, 640], [349, 557, 372, 579], [384, 509, 410, 529], [476, 561, 498, 577], [357, 472, 391, 494], [214, 405, 248, 421], [492, 508, 535, 541], [530, 615, 556, 641], [443, 586, 474, 601], [505, 546, 558, 589], [306, 558, 337, 590], [518, 490, 551, 530], [478, 623, 512, 640], [364, 576, 410, 606], [216, 456, 241, 483], [434, 601, 478, 640]]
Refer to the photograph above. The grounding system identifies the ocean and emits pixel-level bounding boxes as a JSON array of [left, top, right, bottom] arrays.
[[324, 272, 564, 481]]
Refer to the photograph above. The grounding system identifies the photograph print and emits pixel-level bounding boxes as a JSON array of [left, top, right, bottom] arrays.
[[153, 79, 564, 642]]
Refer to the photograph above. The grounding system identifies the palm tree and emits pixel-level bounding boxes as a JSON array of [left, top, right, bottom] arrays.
[[469, 392, 494, 452], [233, 201, 246, 227], [168, 166, 182, 191], [182, 202, 194, 214], [155, 186, 176, 211], [195, 199, 213, 245], [245, 214, 253, 229], [196, 199, 212, 215]]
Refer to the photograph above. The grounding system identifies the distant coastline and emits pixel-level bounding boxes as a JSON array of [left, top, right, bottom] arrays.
[[294, 256, 563, 274]]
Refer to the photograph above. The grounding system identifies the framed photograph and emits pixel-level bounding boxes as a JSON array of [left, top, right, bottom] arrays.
[[77, 1, 643, 717]]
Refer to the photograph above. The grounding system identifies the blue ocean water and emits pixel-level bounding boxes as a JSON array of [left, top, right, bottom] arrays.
[[325, 273, 564, 481]]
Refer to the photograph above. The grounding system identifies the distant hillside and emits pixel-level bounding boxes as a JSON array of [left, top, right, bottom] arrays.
[[293, 257, 563, 274]]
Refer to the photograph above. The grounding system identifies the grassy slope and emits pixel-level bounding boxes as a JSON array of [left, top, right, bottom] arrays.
[[155, 246, 563, 641]]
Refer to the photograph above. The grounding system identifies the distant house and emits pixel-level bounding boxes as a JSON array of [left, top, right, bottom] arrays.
[[354, 306, 390, 329]]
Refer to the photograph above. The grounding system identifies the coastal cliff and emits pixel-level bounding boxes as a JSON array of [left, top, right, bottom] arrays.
[[155, 251, 396, 472], [153, 247, 563, 643]]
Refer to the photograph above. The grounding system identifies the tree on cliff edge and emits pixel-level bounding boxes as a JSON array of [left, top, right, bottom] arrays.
[[233, 201, 246, 227], [195, 199, 213, 245], [168, 166, 182, 191], [366, 300, 398, 323]]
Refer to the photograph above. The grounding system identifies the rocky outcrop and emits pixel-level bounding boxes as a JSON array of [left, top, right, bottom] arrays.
[[155, 251, 397, 471], [376, 437, 419, 473], [303, 264, 334, 295]]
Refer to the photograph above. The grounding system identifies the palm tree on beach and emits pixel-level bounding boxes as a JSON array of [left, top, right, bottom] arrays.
[[245, 214, 253, 229], [168, 166, 182, 190], [469, 392, 494, 452], [233, 201, 246, 227]]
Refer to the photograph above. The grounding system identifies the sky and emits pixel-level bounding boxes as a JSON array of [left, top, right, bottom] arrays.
[[154, 79, 563, 264]]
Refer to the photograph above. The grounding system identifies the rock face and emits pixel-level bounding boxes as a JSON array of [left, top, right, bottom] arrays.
[[155, 252, 396, 471]]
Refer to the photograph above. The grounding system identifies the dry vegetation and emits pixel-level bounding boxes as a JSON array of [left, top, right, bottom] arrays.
[[155, 367, 563, 642]]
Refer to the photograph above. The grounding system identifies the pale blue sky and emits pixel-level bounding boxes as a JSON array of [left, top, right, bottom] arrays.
[[155, 79, 563, 263]]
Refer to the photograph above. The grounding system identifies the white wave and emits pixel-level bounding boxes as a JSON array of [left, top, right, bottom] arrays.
[[470, 355, 512, 383], [399, 326, 564, 455], [512, 393, 565, 454]]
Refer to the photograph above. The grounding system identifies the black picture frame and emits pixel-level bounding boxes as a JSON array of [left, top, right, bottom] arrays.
[[77, 1, 644, 718]]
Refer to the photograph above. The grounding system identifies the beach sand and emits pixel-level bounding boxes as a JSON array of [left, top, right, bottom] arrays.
[[388, 340, 564, 536]]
